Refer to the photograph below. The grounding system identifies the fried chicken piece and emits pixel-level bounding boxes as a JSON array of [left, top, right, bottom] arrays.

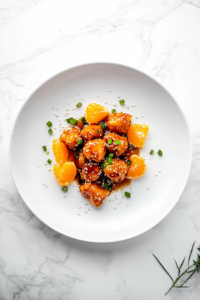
[[81, 162, 101, 182], [81, 125, 103, 142], [104, 132, 128, 157], [107, 112, 132, 134], [123, 147, 140, 160], [80, 183, 110, 207], [103, 158, 128, 183], [76, 149, 86, 169], [60, 126, 81, 150], [83, 139, 106, 162]]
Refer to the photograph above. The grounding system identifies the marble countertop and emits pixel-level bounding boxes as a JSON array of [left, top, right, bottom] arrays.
[[1, 0, 200, 299]]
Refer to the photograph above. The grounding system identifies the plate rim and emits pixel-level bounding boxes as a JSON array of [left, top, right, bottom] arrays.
[[9, 62, 193, 243]]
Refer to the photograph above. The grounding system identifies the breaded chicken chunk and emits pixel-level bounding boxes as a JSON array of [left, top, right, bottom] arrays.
[[60, 126, 81, 150], [104, 132, 128, 157], [103, 158, 128, 183], [80, 183, 110, 207], [81, 125, 103, 142], [107, 112, 132, 134], [81, 162, 101, 182], [76, 149, 86, 169], [83, 139, 106, 162]]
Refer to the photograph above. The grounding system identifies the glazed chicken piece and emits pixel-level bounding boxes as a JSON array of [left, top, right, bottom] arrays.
[[123, 147, 140, 160], [107, 112, 132, 134], [76, 149, 86, 169], [103, 158, 128, 183], [83, 139, 106, 162], [81, 162, 101, 182], [104, 132, 128, 157], [81, 125, 103, 142], [60, 126, 81, 150], [80, 183, 110, 207]]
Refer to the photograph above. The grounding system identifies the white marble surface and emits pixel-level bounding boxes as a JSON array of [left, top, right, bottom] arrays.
[[0, 0, 200, 299]]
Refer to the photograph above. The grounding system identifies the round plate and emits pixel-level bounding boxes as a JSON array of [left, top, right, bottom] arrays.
[[9, 63, 192, 243]]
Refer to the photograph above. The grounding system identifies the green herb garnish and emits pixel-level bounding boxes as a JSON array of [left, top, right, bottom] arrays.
[[112, 109, 116, 113], [130, 144, 135, 150], [81, 117, 86, 123], [42, 146, 47, 152], [62, 186, 68, 192], [96, 130, 100, 133], [114, 140, 121, 145], [47, 159, 52, 164], [77, 139, 83, 145], [99, 122, 106, 130], [153, 241, 200, 295], [108, 153, 114, 158], [150, 150, 154, 155], [107, 157, 113, 164], [75, 152, 79, 159], [127, 160, 131, 166], [101, 163, 108, 169], [104, 182, 112, 191], [76, 102, 82, 108], [119, 99, 125, 105], [125, 191, 131, 198], [46, 121, 52, 127], [48, 129, 53, 135], [108, 139, 112, 145], [158, 150, 163, 156], [66, 118, 78, 125]]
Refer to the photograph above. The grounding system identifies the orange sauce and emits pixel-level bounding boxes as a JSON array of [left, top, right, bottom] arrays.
[[112, 178, 132, 192]]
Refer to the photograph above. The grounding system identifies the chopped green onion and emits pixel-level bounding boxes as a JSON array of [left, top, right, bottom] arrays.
[[75, 152, 79, 159], [48, 129, 53, 135], [130, 144, 135, 150], [104, 182, 112, 191], [77, 139, 83, 145], [125, 191, 131, 198], [47, 159, 52, 164], [66, 118, 78, 125], [76, 102, 82, 108], [158, 150, 163, 156], [108, 153, 114, 158], [99, 123, 106, 130], [150, 150, 154, 155], [96, 130, 100, 133], [62, 186, 68, 192], [108, 139, 112, 145], [101, 163, 107, 169], [112, 109, 116, 113], [119, 99, 125, 105], [81, 117, 86, 123], [114, 140, 121, 145], [107, 157, 113, 164], [46, 121, 52, 127], [42, 146, 47, 152], [127, 160, 131, 166]]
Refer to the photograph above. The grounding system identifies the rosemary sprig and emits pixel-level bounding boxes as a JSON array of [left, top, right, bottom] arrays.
[[152, 241, 200, 295]]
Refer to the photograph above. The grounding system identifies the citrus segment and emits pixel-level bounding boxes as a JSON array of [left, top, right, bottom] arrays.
[[85, 103, 109, 124], [53, 162, 76, 185], [67, 149, 76, 164], [126, 155, 146, 179], [52, 138, 68, 165], [127, 124, 149, 148]]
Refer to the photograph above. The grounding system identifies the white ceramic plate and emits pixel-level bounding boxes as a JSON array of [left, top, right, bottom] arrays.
[[9, 63, 192, 243]]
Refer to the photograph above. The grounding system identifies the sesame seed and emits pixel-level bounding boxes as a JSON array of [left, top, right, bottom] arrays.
[[56, 115, 59, 117], [127, 205, 129, 207], [45, 163, 47, 166], [43, 183, 45, 185], [135, 117, 138, 119], [88, 208, 90, 211], [117, 96, 120, 98], [52, 107, 54, 109], [82, 98, 84, 100], [56, 107, 58, 110], [104, 101, 107, 104], [114, 207, 116, 209], [158, 171, 161, 173], [78, 213, 80, 215], [113, 103, 117, 106], [48, 168, 53, 171], [46, 151, 49, 155], [64, 195, 66, 198], [79, 206, 81, 208], [97, 95, 99, 97], [131, 105, 133, 107], [108, 89, 111, 92], [45, 185, 48, 187], [149, 158, 151, 160], [85, 212, 87, 213], [78, 93, 80, 95], [147, 188, 150, 190], [133, 105, 136, 107], [68, 102, 70, 104], [85, 203, 88, 205], [127, 106, 130, 109], [66, 109, 69, 111], [142, 116, 143, 118]]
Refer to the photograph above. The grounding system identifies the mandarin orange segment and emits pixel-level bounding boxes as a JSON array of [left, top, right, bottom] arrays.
[[53, 162, 76, 186], [85, 103, 109, 124], [52, 138, 68, 165], [127, 124, 149, 148], [126, 155, 146, 179]]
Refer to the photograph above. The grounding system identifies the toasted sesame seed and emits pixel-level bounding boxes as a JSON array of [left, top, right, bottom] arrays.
[[104, 101, 107, 104], [142, 116, 143, 118], [79, 206, 81, 208], [127, 106, 130, 109], [78, 213, 80, 215], [64, 195, 66, 197], [46, 151, 49, 155], [78, 93, 80, 95], [45, 163, 47, 166], [43, 183, 45, 185], [117, 96, 120, 98], [82, 98, 84, 100], [45, 185, 48, 187], [158, 171, 161, 173], [56, 115, 59, 117], [48, 168, 53, 171], [114, 207, 116, 209], [85, 203, 88, 205], [113, 103, 117, 106], [88, 208, 90, 211], [52, 107, 54, 109], [147, 188, 150, 190], [85, 212, 87, 213], [133, 105, 136, 107], [135, 117, 138, 119], [131, 105, 133, 107], [68, 102, 70, 104], [108, 89, 111, 92], [97, 95, 99, 97], [56, 107, 58, 110]]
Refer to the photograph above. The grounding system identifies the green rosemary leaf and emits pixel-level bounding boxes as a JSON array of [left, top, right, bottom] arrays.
[[152, 254, 174, 283], [180, 271, 196, 287], [179, 257, 186, 275], [173, 286, 190, 288], [186, 269, 196, 273], [174, 259, 179, 273], [188, 242, 195, 267]]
